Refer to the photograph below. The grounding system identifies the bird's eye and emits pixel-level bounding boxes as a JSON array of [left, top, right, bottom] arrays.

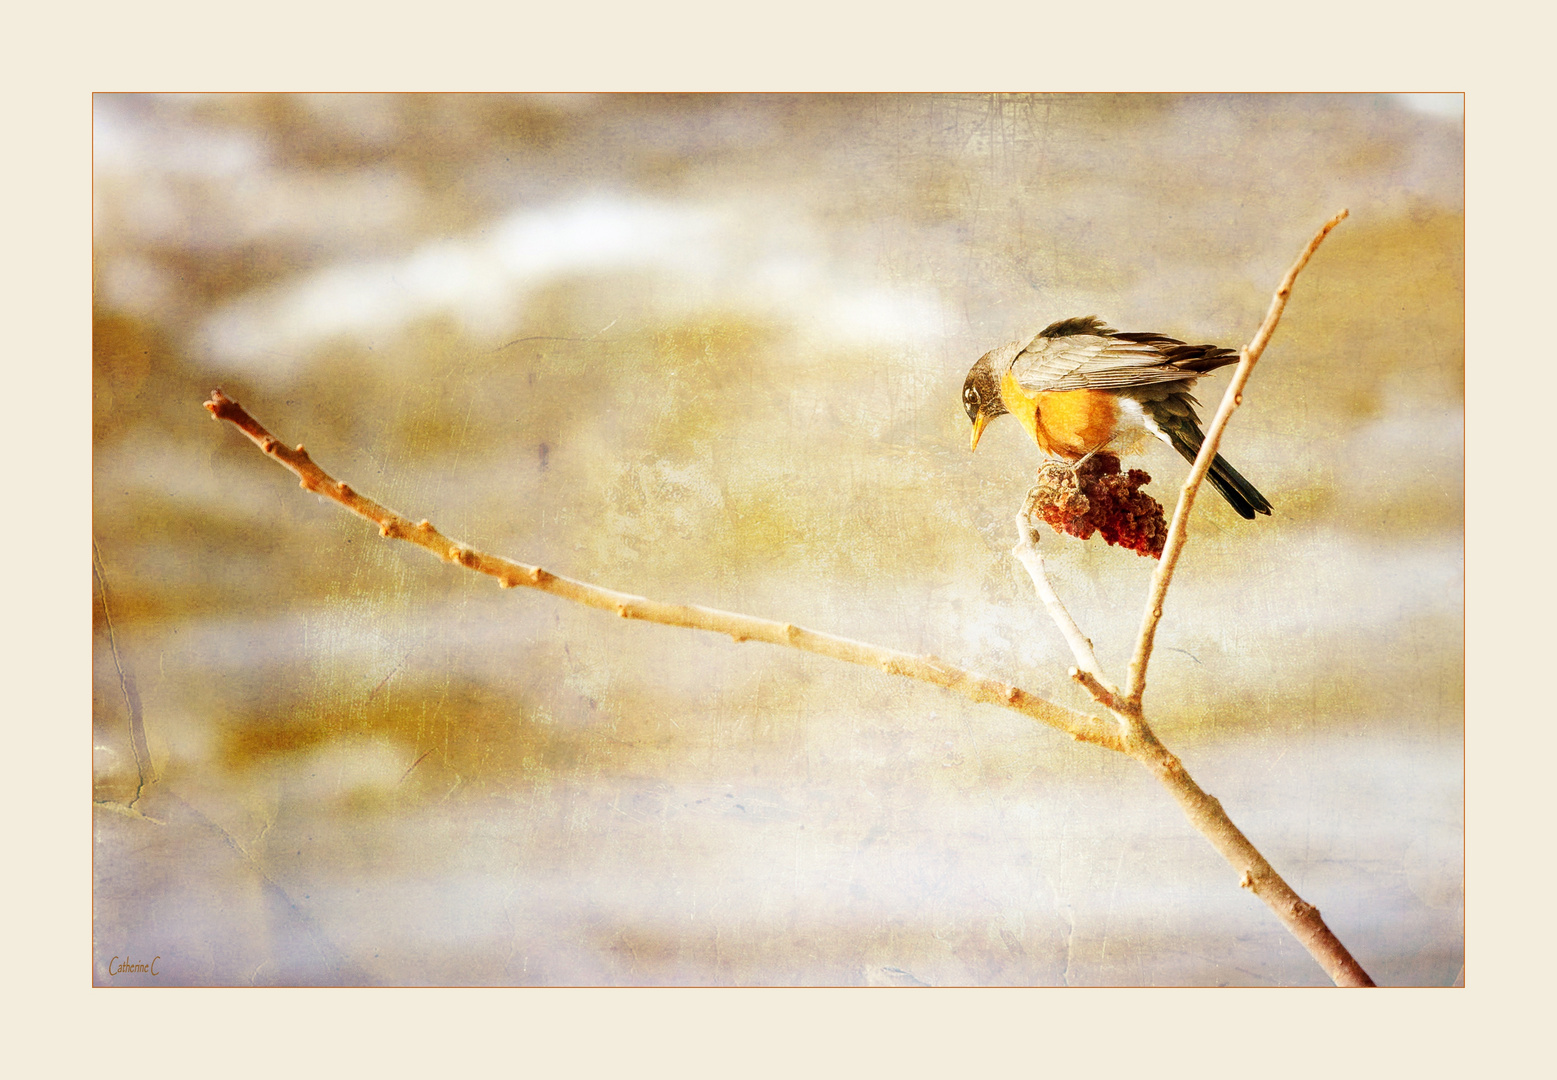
[[963, 386, 980, 421]]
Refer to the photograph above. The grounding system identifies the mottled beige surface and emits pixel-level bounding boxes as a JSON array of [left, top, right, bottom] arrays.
[[93, 93, 1462, 985]]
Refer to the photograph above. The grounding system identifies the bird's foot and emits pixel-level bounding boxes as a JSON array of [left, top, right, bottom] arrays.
[[1026, 461, 1090, 521], [1068, 448, 1101, 474]]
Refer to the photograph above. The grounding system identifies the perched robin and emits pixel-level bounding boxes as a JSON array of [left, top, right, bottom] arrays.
[[962, 316, 1272, 519]]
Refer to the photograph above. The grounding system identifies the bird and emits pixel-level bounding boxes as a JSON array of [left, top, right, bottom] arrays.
[[962, 316, 1272, 519]]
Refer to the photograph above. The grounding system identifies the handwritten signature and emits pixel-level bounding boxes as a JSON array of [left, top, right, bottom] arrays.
[[108, 955, 160, 976]]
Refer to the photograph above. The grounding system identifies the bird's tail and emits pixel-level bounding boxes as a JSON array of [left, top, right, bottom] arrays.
[[1155, 413, 1272, 520]]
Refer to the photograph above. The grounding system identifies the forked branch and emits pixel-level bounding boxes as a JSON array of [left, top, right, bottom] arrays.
[[1014, 211, 1372, 987], [202, 210, 1370, 986]]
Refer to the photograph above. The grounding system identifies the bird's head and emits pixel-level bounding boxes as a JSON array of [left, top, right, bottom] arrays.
[[963, 345, 1014, 452]]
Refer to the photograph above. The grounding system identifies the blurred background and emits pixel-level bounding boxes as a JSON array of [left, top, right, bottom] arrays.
[[92, 93, 1462, 986]]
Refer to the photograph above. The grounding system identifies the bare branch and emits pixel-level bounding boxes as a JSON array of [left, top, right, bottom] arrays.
[[1011, 543, 1374, 986], [207, 209, 1376, 992], [1010, 512, 1115, 692], [1001, 211, 1372, 987], [1127, 729, 1376, 987], [1125, 209, 1349, 707], [203, 389, 1127, 753]]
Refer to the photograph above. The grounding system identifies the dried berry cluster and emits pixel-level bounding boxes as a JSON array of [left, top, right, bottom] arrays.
[[1023, 453, 1167, 559]]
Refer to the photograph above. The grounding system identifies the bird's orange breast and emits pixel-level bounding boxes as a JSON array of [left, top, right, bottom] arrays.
[[999, 370, 1120, 461]]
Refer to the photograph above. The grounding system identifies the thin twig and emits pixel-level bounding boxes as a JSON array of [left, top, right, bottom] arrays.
[[1124, 208, 1349, 707], [203, 389, 1126, 753], [1010, 512, 1114, 691]]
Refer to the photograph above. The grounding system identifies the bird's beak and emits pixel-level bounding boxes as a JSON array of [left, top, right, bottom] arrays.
[[969, 411, 990, 452]]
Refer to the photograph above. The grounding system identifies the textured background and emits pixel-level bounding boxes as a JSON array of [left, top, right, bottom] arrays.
[[92, 93, 1462, 986]]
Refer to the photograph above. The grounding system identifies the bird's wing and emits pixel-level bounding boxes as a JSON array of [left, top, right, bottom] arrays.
[[1009, 331, 1237, 392]]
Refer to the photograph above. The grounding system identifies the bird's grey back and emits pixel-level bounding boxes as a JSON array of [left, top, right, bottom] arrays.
[[1010, 321, 1239, 393]]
